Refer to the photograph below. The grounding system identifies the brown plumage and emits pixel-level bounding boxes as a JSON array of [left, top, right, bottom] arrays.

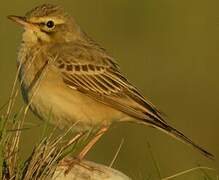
[[8, 4, 214, 159]]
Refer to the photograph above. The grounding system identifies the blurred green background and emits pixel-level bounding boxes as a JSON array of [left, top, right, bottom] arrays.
[[0, 0, 219, 179]]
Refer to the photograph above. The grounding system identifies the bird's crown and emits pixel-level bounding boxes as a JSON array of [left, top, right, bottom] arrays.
[[25, 4, 66, 18]]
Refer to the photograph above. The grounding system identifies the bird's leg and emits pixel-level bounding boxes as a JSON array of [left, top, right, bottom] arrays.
[[78, 126, 108, 159], [64, 126, 108, 175]]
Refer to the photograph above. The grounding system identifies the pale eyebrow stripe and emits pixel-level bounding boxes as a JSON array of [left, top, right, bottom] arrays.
[[29, 16, 65, 24]]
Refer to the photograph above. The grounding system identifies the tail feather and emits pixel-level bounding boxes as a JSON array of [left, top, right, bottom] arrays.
[[139, 119, 214, 160]]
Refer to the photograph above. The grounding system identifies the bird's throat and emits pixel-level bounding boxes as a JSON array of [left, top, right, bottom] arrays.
[[22, 29, 51, 44]]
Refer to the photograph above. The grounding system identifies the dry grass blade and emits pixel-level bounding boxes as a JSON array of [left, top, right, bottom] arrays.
[[109, 138, 124, 168], [162, 166, 217, 180], [19, 131, 85, 179], [5, 62, 22, 119], [146, 142, 161, 179], [0, 101, 9, 113]]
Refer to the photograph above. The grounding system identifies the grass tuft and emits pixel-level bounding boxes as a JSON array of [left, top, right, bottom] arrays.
[[0, 110, 102, 180]]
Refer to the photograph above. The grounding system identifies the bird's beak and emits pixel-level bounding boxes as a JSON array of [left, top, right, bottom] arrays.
[[7, 15, 38, 31]]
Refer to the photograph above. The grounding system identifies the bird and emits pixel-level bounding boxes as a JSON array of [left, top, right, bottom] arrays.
[[8, 4, 214, 159]]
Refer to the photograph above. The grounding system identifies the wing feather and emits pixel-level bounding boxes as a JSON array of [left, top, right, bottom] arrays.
[[50, 42, 166, 124], [58, 63, 166, 124]]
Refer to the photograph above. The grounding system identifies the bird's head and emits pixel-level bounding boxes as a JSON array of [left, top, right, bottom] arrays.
[[8, 4, 81, 44]]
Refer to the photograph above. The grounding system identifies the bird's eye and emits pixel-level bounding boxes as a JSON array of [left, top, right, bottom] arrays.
[[46, 20, 55, 28]]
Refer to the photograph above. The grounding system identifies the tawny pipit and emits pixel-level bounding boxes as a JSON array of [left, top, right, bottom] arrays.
[[8, 4, 213, 159]]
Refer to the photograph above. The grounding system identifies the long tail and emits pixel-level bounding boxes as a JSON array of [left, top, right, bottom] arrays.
[[138, 118, 214, 160]]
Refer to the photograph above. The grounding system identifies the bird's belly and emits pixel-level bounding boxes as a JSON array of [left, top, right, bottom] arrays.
[[26, 83, 125, 131]]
